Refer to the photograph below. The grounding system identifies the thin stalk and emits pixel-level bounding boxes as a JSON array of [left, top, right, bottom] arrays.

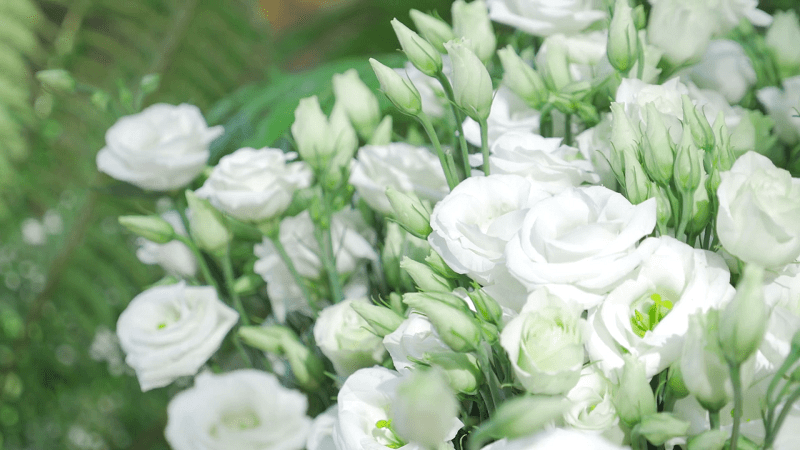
[[314, 189, 344, 303], [709, 410, 721, 430], [269, 233, 318, 313], [436, 72, 471, 180], [478, 118, 491, 176], [765, 387, 800, 449], [175, 234, 220, 293], [221, 247, 249, 326], [729, 363, 743, 450], [564, 113, 573, 146], [476, 343, 502, 413], [418, 112, 459, 189], [675, 189, 693, 241]]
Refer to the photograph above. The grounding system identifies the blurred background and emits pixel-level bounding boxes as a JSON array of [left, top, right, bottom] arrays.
[[1, 0, 798, 449]]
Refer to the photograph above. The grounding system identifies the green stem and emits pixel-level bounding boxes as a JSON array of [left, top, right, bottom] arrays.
[[476, 343, 502, 413], [436, 72, 471, 180], [729, 363, 743, 450], [314, 190, 344, 303], [221, 247, 249, 326], [564, 113, 573, 146], [709, 410, 721, 430], [418, 112, 459, 189], [269, 233, 318, 314], [675, 189, 692, 241], [175, 234, 220, 293], [479, 118, 491, 176], [765, 386, 800, 449]]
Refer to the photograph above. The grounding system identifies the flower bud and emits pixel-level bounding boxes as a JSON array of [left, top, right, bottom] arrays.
[[445, 39, 493, 122], [36, 69, 76, 93], [233, 273, 264, 296], [654, 183, 673, 229], [403, 293, 481, 353], [327, 103, 359, 173], [497, 45, 548, 109], [332, 69, 381, 140], [350, 301, 405, 337], [404, 291, 471, 314], [610, 102, 641, 177], [470, 395, 570, 446], [140, 74, 161, 96], [381, 222, 430, 291], [667, 363, 690, 399], [719, 264, 767, 365], [185, 190, 231, 256], [368, 115, 393, 146], [392, 368, 460, 450], [451, 0, 496, 62], [687, 430, 728, 450], [543, 38, 572, 91], [425, 352, 482, 395], [632, 4, 646, 30], [241, 325, 325, 390], [291, 96, 332, 167], [634, 413, 690, 446], [712, 112, 734, 171], [681, 95, 714, 151], [613, 354, 656, 427], [681, 311, 731, 412], [391, 19, 443, 77], [468, 289, 503, 325], [624, 153, 651, 205], [239, 325, 287, 353], [400, 256, 456, 292], [369, 58, 422, 116], [409, 9, 455, 54], [607, 0, 638, 73], [119, 215, 175, 244], [766, 11, 800, 77], [425, 249, 459, 279], [385, 186, 432, 238], [673, 124, 702, 195], [641, 102, 675, 185]]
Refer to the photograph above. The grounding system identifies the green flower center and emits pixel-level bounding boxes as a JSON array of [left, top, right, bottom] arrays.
[[630, 293, 674, 338], [375, 419, 407, 449]]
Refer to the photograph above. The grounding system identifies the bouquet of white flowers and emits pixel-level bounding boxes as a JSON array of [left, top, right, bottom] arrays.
[[76, 0, 800, 449]]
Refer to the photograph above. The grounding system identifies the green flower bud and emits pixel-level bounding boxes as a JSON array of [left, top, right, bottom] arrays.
[[673, 123, 702, 194], [409, 9, 455, 54], [403, 293, 481, 353], [185, 190, 231, 256], [610, 102, 641, 178], [400, 256, 456, 292], [369, 115, 393, 146], [233, 273, 264, 296], [451, 0, 496, 62], [381, 222, 430, 291], [681, 310, 731, 412], [632, 4, 647, 30], [140, 74, 161, 96], [543, 38, 572, 91], [403, 291, 472, 314], [425, 352, 482, 395], [385, 187, 432, 238], [712, 112, 735, 172], [719, 264, 767, 365], [687, 430, 728, 450], [681, 95, 714, 151], [624, 152, 651, 204], [634, 413, 691, 446], [425, 249, 459, 279], [238, 325, 287, 354], [392, 368, 459, 450], [607, 0, 638, 73], [613, 354, 657, 427], [369, 58, 422, 116], [350, 301, 405, 337], [667, 363, 690, 399], [118, 215, 175, 244], [445, 39, 493, 122], [332, 69, 381, 140], [654, 183, 673, 229], [291, 96, 332, 167], [36, 69, 76, 93], [497, 45, 548, 109], [641, 102, 675, 185], [242, 325, 326, 390], [469, 395, 571, 448], [391, 19, 443, 77], [766, 11, 800, 78], [467, 288, 503, 325]]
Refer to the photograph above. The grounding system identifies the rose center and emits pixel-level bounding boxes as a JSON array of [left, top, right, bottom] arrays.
[[629, 292, 675, 338]]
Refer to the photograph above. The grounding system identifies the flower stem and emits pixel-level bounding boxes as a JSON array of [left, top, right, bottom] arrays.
[[709, 410, 721, 430], [221, 247, 249, 326], [269, 232, 318, 314], [314, 189, 345, 303], [478, 118, 491, 176], [765, 386, 800, 449], [175, 234, 219, 293], [436, 72, 471, 180], [729, 363, 743, 450], [418, 112, 459, 189]]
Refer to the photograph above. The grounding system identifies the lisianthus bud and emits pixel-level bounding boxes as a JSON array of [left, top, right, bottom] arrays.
[[681, 311, 731, 412], [467, 289, 503, 325], [332, 69, 381, 140], [119, 215, 175, 244], [673, 124, 702, 194], [445, 39, 493, 122], [766, 11, 800, 78], [369, 115, 393, 145], [609, 102, 641, 177], [470, 396, 570, 446], [239, 325, 288, 354], [666, 363, 689, 399], [409, 9, 455, 54], [233, 273, 264, 296], [543, 38, 572, 91], [400, 256, 455, 292], [719, 264, 767, 365], [654, 183, 673, 229], [425, 352, 482, 395], [36, 69, 76, 93], [634, 413, 691, 446], [425, 249, 459, 280], [381, 222, 430, 291], [687, 430, 728, 450], [369, 58, 422, 116], [712, 112, 735, 172], [185, 190, 231, 256], [641, 103, 674, 185], [613, 354, 656, 427], [451, 0, 496, 62], [391, 19, 443, 77], [385, 186, 432, 238], [350, 301, 405, 337], [607, 0, 638, 73], [403, 293, 481, 352], [497, 45, 548, 109], [238, 325, 325, 390], [681, 95, 714, 151], [291, 96, 332, 167], [404, 291, 471, 314], [624, 153, 651, 205], [392, 368, 460, 450]]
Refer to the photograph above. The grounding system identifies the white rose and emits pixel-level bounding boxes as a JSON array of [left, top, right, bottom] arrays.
[[463, 87, 540, 148], [165, 369, 311, 450], [314, 298, 386, 377], [760, 266, 800, 373], [688, 39, 756, 104], [500, 288, 585, 395], [487, 0, 606, 37], [195, 147, 312, 222], [757, 75, 800, 146], [505, 186, 657, 295], [96, 103, 223, 191], [383, 313, 451, 373], [476, 131, 599, 189], [585, 236, 734, 380], [564, 367, 625, 444], [116, 282, 238, 391], [334, 367, 461, 450], [349, 143, 449, 215], [647, 0, 716, 65], [135, 210, 197, 278], [716, 151, 800, 269], [480, 428, 628, 450], [428, 174, 554, 285]]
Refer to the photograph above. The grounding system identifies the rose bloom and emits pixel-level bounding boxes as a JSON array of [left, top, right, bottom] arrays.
[[564, 366, 625, 445], [165, 370, 311, 450], [757, 75, 800, 146], [349, 143, 448, 215], [313, 298, 386, 377], [116, 282, 238, 391], [195, 147, 312, 222], [716, 151, 800, 269], [688, 39, 756, 104], [96, 103, 223, 191], [487, 0, 606, 37]]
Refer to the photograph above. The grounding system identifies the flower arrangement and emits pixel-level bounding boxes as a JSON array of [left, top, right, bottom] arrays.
[[52, 0, 800, 448]]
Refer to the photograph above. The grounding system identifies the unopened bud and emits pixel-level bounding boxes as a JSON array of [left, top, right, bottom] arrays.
[[681, 310, 732, 412], [425, 352, 482, 395], [119, 215, 175, 244], [369, 58, 422, 116], [185, 190, 231, 256], [392, 368, 460, 450], [613, 354, 657, 427], [673, 124, 702, 194], [140, 74, 161, 96], [641, 102, 675, 185], [445, 39, 493, 122], [634, 413, 691, 446], [332, 69, 381, 140], [409, 9, 455, 54], [681, 95, 715, 151], [543, 38, 572, 91], [687, 430, 728, 450], [392, 19, 443, 77], [350, 301, 405, 337], [468, 288, 503, 325], [386, 187, 432, 238], [719, 264, 767, 365], [369, 115, 393, 146], [624, 153, 651, 204], [36, 69, 76, 93], [497, 45, 548, 109], [233, 273, 264, 296], [607, 0, 639, 72], [451, 0, 496, 62], [470, 396, 570, 447], [425, 249, 460, 279], [403, 293, 481, 352], [667, 363, 690, 399], [400, 256, 456, 292]]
